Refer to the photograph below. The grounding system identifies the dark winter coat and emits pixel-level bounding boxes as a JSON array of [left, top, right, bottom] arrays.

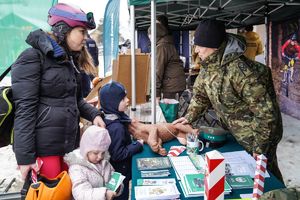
[[11, 29, 101, 165], [104, 118, 142, 177], [149, 23, 186, 97], [104, 116, 143, 200]]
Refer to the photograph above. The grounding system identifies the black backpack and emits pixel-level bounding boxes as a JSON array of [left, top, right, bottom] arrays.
[[0, 66, 14, 147]]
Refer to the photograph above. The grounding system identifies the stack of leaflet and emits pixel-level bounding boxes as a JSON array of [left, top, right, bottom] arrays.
[[222, 151, 270, 178], [135, 184, 180, 200], [180, 173, 232, 198], [168, 156, 200, 180]]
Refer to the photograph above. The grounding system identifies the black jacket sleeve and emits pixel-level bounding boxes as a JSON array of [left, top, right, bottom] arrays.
[[11, 48, 41, 165], [78, 99, 101, 122]]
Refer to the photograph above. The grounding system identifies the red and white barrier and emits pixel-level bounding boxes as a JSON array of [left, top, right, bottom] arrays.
[[167, 146, 186, 157], [253, 154, 267, 199], [204, 150, 225, 200]]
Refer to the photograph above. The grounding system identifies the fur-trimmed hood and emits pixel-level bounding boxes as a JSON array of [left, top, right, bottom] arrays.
[[64, 149, 111, 172]]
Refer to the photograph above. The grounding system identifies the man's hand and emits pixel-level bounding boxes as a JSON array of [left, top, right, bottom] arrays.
[[18, 163, 38, 180], [172, 117, 189, 125], [93, 116, 106, 128], [253, 152, 259, 159]]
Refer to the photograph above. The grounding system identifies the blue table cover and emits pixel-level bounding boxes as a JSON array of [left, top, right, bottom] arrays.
[[131, 135, 285, 199]]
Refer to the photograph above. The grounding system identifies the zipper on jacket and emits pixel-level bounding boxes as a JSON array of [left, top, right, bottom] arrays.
[[70, 56, 80, 74]]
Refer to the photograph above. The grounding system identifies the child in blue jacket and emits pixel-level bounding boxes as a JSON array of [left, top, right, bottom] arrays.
[[99, 81, 144, 200]]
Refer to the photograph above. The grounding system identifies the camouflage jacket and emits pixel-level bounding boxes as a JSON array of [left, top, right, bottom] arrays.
[[186, 34, 283, 154]]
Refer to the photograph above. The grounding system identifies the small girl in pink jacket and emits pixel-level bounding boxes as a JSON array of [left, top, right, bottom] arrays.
[[64, 125, 122, 200]]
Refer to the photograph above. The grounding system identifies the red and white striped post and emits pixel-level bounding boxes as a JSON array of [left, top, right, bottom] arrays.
[[204, 150, 225, 200], [253, 154, 267, 199]]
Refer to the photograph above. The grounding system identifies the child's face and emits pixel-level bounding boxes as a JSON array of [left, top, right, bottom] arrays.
[[118, 96, 129, 112], [87, 150, 105, 164]]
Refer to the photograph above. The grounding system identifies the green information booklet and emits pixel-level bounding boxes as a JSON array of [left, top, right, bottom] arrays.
[[182, 173, 231, 196], [106, 172, 125, 192], [226, 175, 254, 189]]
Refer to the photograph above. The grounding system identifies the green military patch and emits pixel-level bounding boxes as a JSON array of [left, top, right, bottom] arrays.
[[238, 61, 248, 75]]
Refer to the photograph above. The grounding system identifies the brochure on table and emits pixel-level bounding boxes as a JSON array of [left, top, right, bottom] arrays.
[[137, 178, 176, 186], [226, 175, 254, 189], [137, 157, 171, 170], [134, 150, 266, 199], [222, 150, 270, 178], [135, 184, 180, 200]]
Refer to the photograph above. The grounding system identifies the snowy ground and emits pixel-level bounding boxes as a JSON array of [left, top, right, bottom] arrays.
[[278, 113, 300, 188], [0, 113, 299, 194]]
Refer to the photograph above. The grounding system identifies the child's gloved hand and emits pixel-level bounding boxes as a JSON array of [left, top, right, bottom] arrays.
[[106, 190, 116, 200]]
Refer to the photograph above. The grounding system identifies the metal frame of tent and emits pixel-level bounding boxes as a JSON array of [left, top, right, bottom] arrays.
[[127, 0, 300, 124]]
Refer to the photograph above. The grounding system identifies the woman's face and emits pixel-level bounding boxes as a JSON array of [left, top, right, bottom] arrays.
[[66, 26, 87, 52]]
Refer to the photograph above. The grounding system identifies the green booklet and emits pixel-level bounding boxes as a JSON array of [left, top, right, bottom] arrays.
[[184, 173, 205, 194], [226, 175, 254, 189], [183, 173, 231, 195], [106, 172, 125, 192]]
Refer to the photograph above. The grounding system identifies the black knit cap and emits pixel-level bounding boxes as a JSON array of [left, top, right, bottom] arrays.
[[194, 19, 226, 48]]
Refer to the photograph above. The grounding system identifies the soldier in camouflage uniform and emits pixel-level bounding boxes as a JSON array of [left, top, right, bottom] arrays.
[[173, 19, 283, 182]]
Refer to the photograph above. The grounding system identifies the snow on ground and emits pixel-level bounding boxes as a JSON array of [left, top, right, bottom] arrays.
[[278, 113, 300, 187], [0, 76, 11, 87], [0, 145, 22, 193]]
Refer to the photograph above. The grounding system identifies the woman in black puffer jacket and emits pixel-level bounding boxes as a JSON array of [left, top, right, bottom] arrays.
[[11, 3, 105, 180]]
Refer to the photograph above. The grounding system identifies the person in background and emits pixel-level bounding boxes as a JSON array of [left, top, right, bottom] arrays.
[[157, 15, 171, 35], [86, 34, 99, 67], [173, 19, 284, 183], [148, 22, 186, 100], [99, 81, 144, 200], [242, 25, 263, 60], [281, 33, 300, 82], [81, 34, 99, 97], [11, 3, 105, 180], [64, 125, 123, 200]]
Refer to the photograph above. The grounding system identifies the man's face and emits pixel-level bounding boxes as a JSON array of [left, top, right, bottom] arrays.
[[195, 45, 217, 61]]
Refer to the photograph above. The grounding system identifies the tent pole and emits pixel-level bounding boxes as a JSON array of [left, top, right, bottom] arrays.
[[265, 12, 269, 67], [130, 5, 136, 111], [151, 0, 156, 124]]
